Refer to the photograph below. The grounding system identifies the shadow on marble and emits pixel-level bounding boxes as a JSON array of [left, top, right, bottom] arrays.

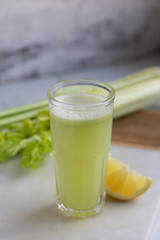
[[0, 155, 51, 181], [26, 196, 136, 227], [25, 203, 84, 225], [105, 194, 139, 205]]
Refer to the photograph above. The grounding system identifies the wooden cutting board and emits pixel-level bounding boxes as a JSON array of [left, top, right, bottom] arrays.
[[112, 110, 160, 150]]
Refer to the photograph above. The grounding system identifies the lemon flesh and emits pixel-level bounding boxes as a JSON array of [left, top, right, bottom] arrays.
[[106, 156, 153, 200]]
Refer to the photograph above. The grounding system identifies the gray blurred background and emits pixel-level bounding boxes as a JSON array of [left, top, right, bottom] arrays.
[[1, 0, 160, 85]]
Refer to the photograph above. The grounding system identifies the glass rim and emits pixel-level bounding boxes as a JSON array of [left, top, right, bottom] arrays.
[[47, 79, 115, 107]]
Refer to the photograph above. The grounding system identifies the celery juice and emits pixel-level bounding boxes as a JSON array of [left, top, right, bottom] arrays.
[[50, 93, 113, 214]]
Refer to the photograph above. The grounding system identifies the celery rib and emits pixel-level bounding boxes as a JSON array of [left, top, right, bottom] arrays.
[[0, 67, 160, 128], [0, 100, 48, 119], [113, 77, 160, 118], [0, 108, 48, 128], [110, 67, 160, 90]]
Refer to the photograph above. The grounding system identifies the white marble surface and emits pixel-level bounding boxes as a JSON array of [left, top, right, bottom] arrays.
[[0, 0, 160, 84], [0, 146, 160, 240]]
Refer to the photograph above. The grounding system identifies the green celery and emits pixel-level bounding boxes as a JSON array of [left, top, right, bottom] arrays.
[[0, 68, 160, 169], [0, 67, 160, 128], [0, 110, 52, 168], [111, 67, 160, 90], [114, 77, 160, 118], [0, 100, 48, 119]]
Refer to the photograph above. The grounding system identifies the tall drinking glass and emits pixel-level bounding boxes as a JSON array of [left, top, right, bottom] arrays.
[[47, 80, 115, 218]]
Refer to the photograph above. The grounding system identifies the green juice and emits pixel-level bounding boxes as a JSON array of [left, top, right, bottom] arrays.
[[50, 93, 113, 212]]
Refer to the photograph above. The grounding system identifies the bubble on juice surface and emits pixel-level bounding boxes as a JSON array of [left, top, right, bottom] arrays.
[[50, 93, 113, 121]]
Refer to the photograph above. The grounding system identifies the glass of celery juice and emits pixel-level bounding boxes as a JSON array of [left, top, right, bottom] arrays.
[[47, 80, 115, 218]]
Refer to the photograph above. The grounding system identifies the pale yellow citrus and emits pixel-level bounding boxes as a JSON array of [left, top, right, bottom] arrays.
[[106, 156, 152, 200]]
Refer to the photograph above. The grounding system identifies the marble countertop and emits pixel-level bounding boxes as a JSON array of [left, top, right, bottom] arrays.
[[0, 56, 160, 240], [0, 146, 160, 240]]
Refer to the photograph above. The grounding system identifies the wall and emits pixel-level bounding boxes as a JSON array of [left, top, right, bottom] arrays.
[[0, 0, 160, 84]]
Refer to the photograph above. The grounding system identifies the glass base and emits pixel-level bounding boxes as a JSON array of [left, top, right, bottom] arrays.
[[57, 193, 106, 218]]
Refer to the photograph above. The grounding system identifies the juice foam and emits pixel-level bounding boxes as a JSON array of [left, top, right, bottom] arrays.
[[50, 93, 112, 121]]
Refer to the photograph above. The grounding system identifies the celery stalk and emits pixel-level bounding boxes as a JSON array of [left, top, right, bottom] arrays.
[[0, 100, 48, 119], [114, 78, 160, 118], [0, 108, 48, 127], [111, 67, 160, 90], [0, 67, 160, 168], [0, 67, 160, 128]]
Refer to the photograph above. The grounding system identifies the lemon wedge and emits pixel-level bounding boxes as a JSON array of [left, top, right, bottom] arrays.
[[106, 156, 153, 200]]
